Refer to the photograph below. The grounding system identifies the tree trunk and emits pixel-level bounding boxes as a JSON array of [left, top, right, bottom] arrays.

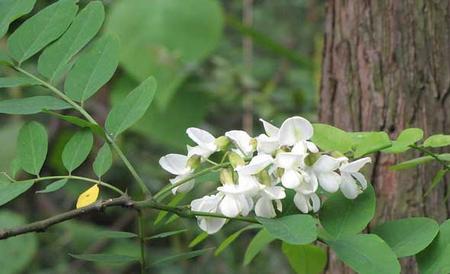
[[319, 0, 450, 273]]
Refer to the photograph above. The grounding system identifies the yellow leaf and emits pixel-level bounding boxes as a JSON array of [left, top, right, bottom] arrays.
[[76, 185, 100, 208]]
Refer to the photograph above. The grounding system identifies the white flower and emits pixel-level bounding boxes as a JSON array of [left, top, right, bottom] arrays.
[[294, 192, 321, 213], [278, 116, 314, 146], [190, 194, 226, 234], [217, 184, 254, 218], [310, 155, 342, 193], [225, 130, 255, 157], [159, 154, 194, 194], [235, 154, 273, 175], [254, 185, 286, 218], [186, 127, 218, 159], [275, 152, 304, 189], [256, 119, 280, 155], [339, 157, 372, 199]]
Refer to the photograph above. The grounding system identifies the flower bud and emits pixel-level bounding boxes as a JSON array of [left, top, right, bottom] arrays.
[[276, 167, 284, 178], [258, 169, 272, 186], [304, 153, 320, 166], [220, 168, 234, 185], [250, 138, 257, 150], [214, 136, 230, 151], [228, 151, 245, 168], [187, 155, 201, 170]]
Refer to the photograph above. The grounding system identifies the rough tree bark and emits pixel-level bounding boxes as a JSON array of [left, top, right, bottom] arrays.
[[319, 0, 450, 273]]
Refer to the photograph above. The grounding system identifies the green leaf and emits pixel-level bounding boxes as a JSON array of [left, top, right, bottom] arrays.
[[423, 134, 450, 148], [319, 185, 375, 239], [424, 169, 448, 196], [417, 220, 450, 274], [215, 224, 261, 256], [0, 180, 34, 206], [389, 156, 434, 171], [107, 0, 223, 107], [328, 234, 400, 274], [62, 130, 93, 173], [311, 123, 353, 153], [154, 193, 186, 225], [38, 1, 105, 81], [257, 214, 317, 245], [7, 0, 78, 63], [0, 96, 71, 115], [0, 51, 12, 66], [281, 243, 327, 274], [383, 128, 424, 153], [65, 34, 119, 103], [17, 121, 48, 175], [0, 0, 36, 38], [243, 228, 275, 265], [105, 76, 157, 138], [188, 232, 208, 248], [94, 230, 137, 239], [0, 76, 39, 88], [43, 110, 105, 137], [151, 248, 214, 266], [0, 210, 37, 274], [372, 217, 439, 257], [36, 178, 67, 194], [69, 253, 138, 264], [145, 229, 187, 240], [93, 143, 112, 178], [351, 131, 392, 157]]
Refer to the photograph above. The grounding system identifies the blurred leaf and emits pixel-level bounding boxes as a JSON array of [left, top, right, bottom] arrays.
[[215, 224, 261, 256], [0, 0, 36, 38], [94, 230, 137, 239], [44, 110, 105, 137], [65, 34, 119, 103], [257, 214, 317, 245], [146, 229, 187, 240], [0, 210, 37, 274], [105, 76, 156, 138], [154, 193, 186, 225], [417, 220, 450, 274], [151, 247, 214, 266], [0, 122, 22, 172], [0, 76, 39, 88], [69, 253, 138, 264], [38, 1, 105, 81], [243, 228, 275, 265], [36, 178, 67, 194], [62, 130, 93, 173], [17, 121, 48, 175], [93, 143, 113, 178], [372, 217, 439, 257], [281, 243, 327, 274], [311, 123, 353, 153], [319, 185, 375, 239], [390, 156, 434, 171], [327, 234, 400, 274], [0, 51, 12, 65], [189, 232, 208, 248], [76, 184, 99, 208], [425, 169, 448, 196], [0, 96, 71, 115], [383, 128, 423, 153], [107, 0, 223, 107], [351, 132, 391, 157], [7, 0, 78, 63], [423, 134, 450, 148], [0, 180, 34, 206]]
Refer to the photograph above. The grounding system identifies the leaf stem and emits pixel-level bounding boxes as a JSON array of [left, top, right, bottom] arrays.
[[137, 211, 147, 273], [14, 66, 151, 197], [409, 144, 450, 171]]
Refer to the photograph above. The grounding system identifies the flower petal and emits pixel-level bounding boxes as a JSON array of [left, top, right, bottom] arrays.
[[256, 134, 279, 155], [305, 141, 319, 153], [275, 152, 302, 169], [293, 192, 309, 213], [255, 198, 276, 218], [198, 217, 226, 234], [187, 145, 214, 159], [313, 155, 341, 172], [159, 154, 190, 175], [219, 195, 241, 217], [236, 154, 273, 175], [170, 176, 194, 194], [238, 174, 261, 196], [352, 171, 368, 190], [281, 169, 302, 189], [263, 186, 286, 200], [186, 127, 215, 146], [279, 116, 314, 146], [310, 193, 321, 212], [340, 175, 361, 199], [317, 171, 341, 193], [259, 118, 279, 137], [340, 157, 372, 173], [225, 130, 254, 156]]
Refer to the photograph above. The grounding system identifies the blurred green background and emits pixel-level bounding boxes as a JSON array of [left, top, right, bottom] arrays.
[[0, 0, 325, 273]]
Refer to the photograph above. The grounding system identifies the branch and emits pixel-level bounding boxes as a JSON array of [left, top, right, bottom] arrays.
[[0, 196, 133, 240]]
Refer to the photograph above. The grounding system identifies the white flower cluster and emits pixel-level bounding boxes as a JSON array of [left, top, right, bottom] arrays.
[[159, 116, 371, 234]]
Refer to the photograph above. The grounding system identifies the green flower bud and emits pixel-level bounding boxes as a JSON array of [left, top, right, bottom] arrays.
[[250, 138, 257, 150], [276, 167, 284, 178], [258, 169, 272, 186], [304, 153, 320, 166], [228, 151, 245, 168], [214, 136, 230, 151], [187, 155, 201, 170], [220, 168, 234, 185]]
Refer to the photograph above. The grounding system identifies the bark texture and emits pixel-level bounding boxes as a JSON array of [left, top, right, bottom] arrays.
[[319, 0, 450, 273]]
